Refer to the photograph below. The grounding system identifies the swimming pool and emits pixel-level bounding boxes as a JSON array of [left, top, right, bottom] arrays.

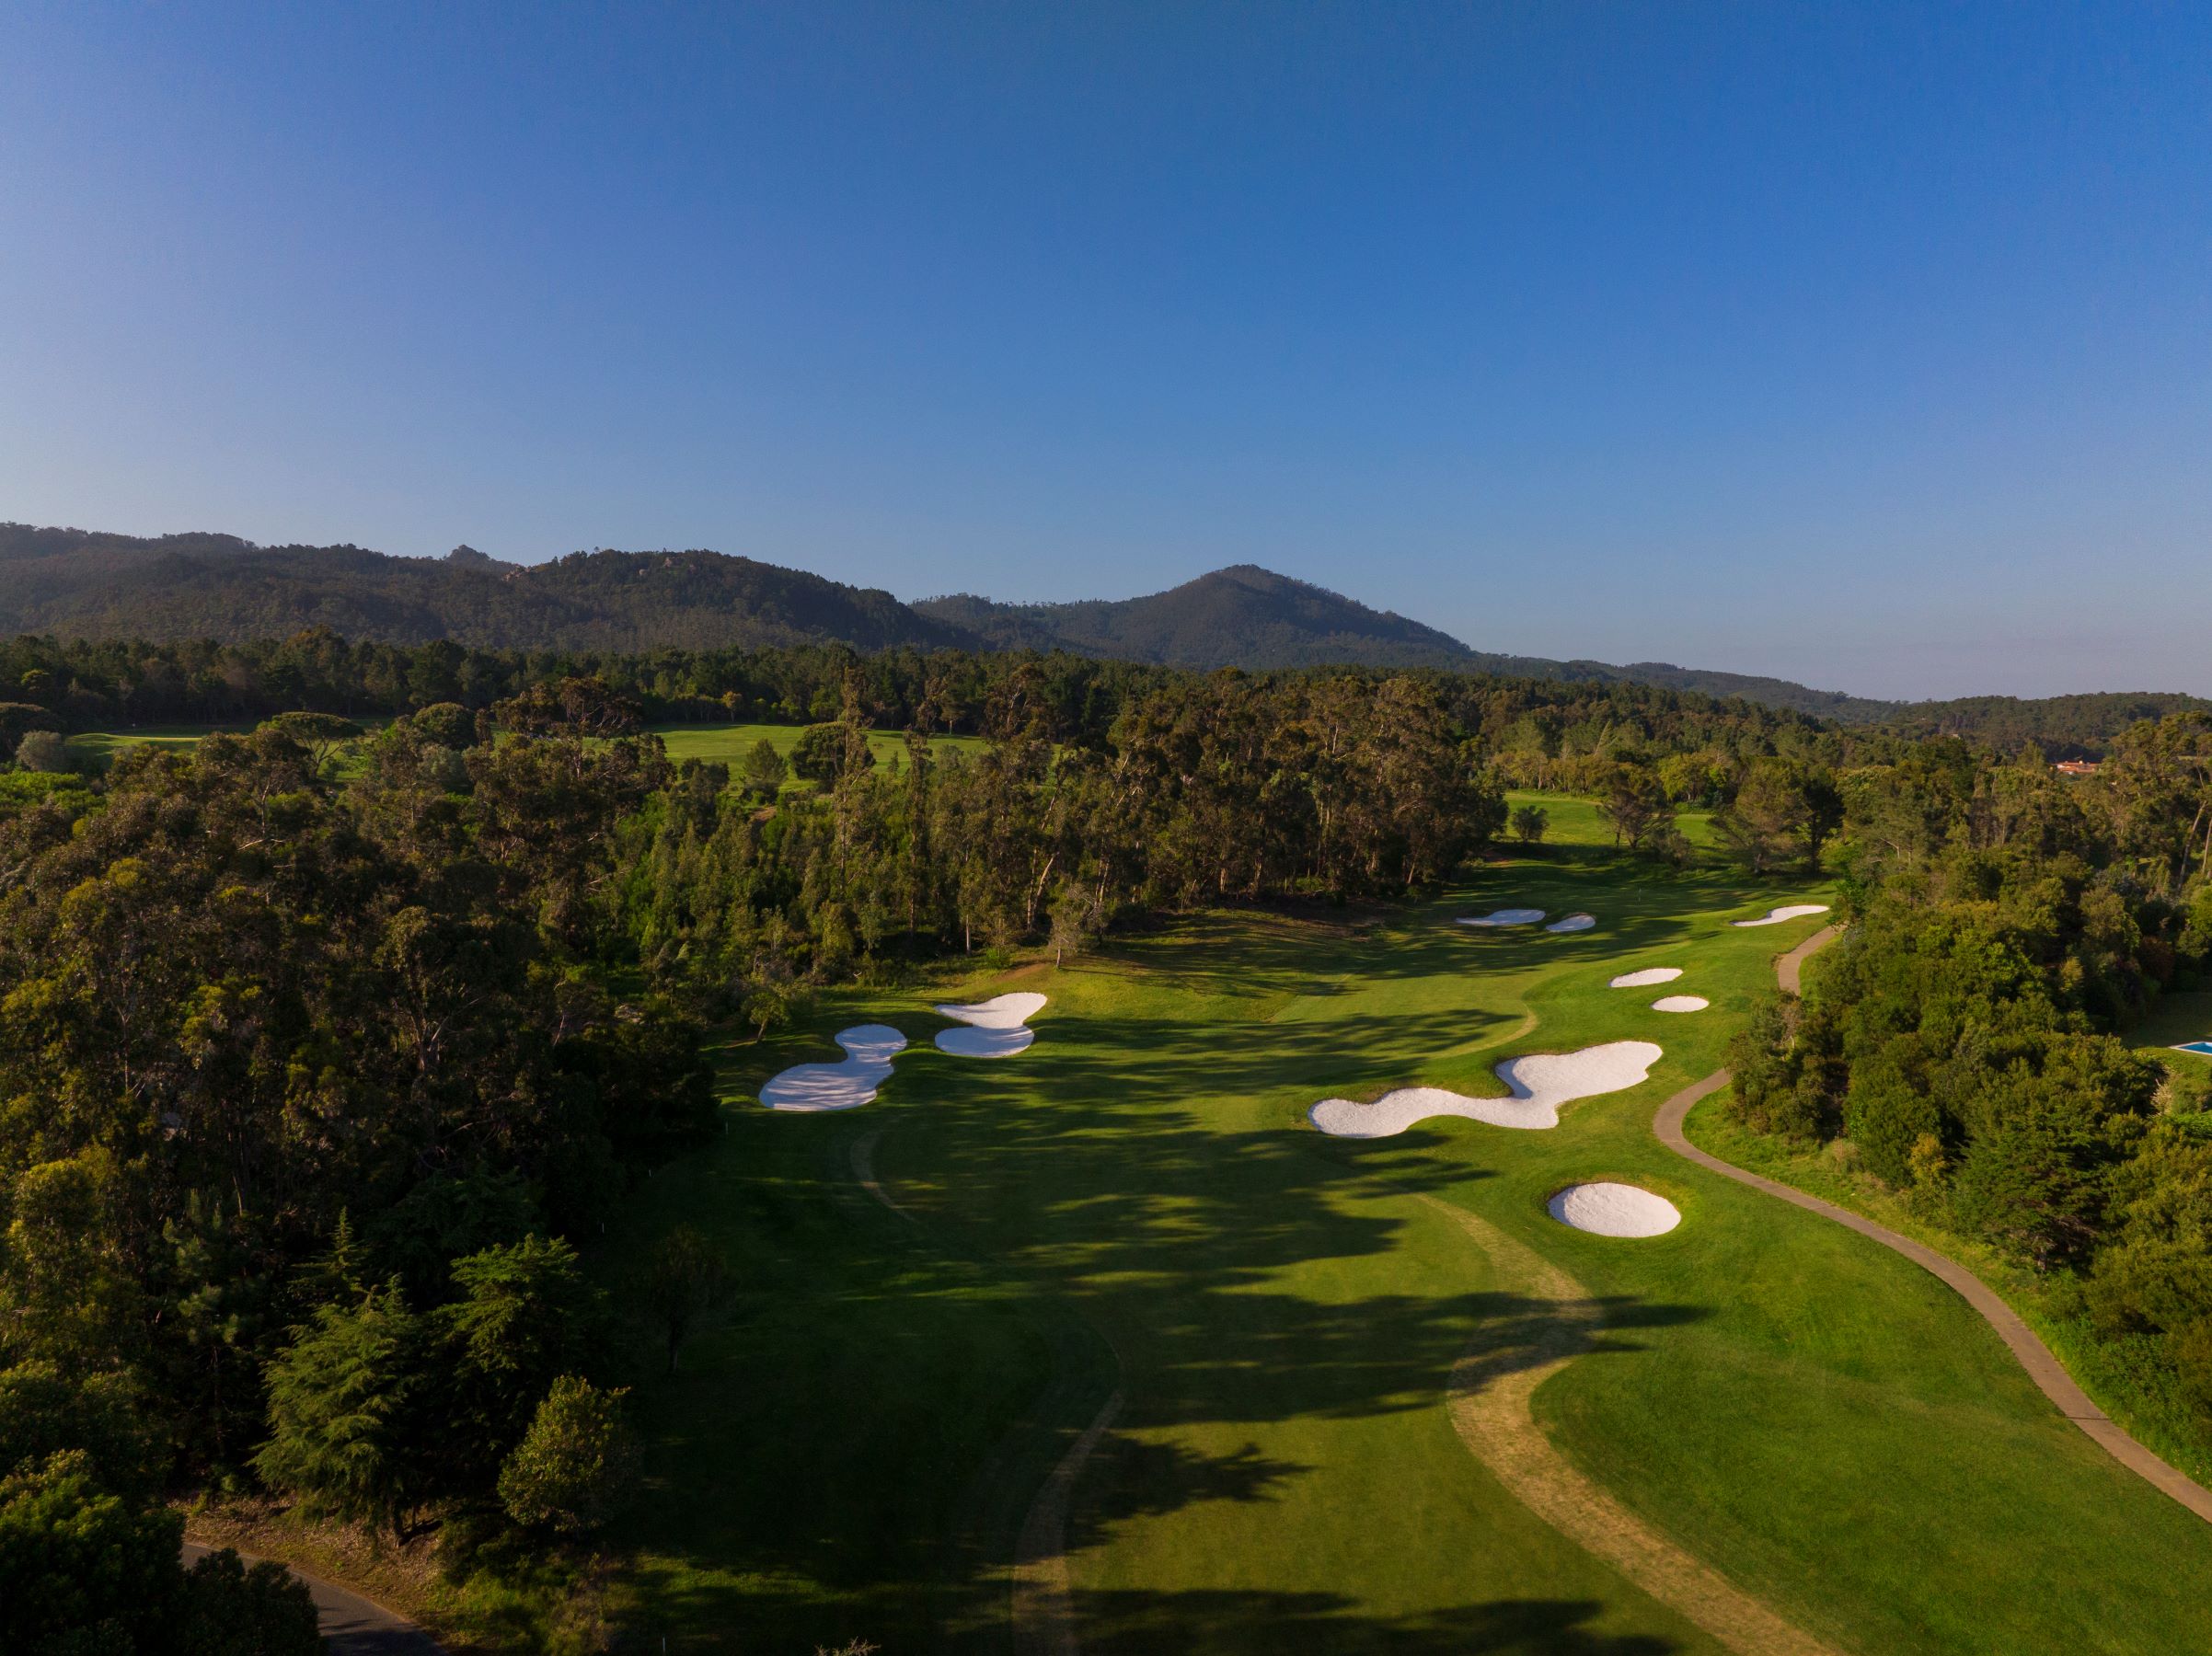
[[2176, 1041, 2212, 1057]]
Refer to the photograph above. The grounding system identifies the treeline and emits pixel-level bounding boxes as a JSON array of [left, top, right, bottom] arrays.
[[1727, 714, 2212, 1454], [624, 671, 1503, 1032], [0, 626, 1851, 758], [0, 708, 716, 1650], [1878, 691, 2212, 761]]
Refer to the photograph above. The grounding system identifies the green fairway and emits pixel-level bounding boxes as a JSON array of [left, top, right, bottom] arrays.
[[649, 721, 992, 770], [592, 843, 2212, 1654], [64, 723, 241, 765], [59, 719, 985, 778], [1504, 788, 1720, 848]]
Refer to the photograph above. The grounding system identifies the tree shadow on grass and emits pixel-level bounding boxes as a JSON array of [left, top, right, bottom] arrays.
[[612, 900, 1718, 1653], [1067, 1590, 1683, 1655]]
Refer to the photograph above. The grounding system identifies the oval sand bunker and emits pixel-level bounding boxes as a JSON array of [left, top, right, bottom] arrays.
[[1652, 995, 1710, 1013], [935, 992, 1047, 1057], [1458, 908, 1545, 927], [1733, 903, 1830, 928], [1610, 967, 1683, 988], [1549, 1182, 1681, 1237], [1546, 914, 1596, 934], [1309, 1040, 1663, 1138]]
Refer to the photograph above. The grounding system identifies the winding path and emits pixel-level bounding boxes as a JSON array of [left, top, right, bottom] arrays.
[[1655, 923, 2212, 1525], [180, 1542, 440, 1654], [1422, 1197, 1839, 1655]]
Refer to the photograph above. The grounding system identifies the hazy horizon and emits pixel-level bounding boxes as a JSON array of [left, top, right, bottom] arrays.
[[5, 4, 2207, 701]]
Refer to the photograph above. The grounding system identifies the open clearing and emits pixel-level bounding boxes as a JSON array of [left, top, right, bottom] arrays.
[[592, 803, 2212, 1654]]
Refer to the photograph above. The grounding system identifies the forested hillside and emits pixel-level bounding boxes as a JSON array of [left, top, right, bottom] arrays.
[[1727, 712, 2212, 1470], [0, 524, 967, 653], [1875, 691, 2212, 758], [1, 521, 1915, 719], [915, 563, 1477, 668]]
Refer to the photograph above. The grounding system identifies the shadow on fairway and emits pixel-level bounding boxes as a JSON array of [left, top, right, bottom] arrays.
[[612, 892, 1731, 1652], [1065, 1590, 1681, 1654]]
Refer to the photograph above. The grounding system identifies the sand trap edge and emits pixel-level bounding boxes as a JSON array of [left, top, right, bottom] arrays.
[[1547, 1181, 1682, 1237]]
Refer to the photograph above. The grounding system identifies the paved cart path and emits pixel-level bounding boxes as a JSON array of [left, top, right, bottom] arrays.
[[181, 1541, 441, 1654], [1654, 923, 2212, 1526]]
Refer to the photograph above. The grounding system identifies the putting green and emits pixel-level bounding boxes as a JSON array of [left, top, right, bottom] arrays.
[[597, 839, 2212, 1654]]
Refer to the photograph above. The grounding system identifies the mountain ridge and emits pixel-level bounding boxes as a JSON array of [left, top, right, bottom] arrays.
[[6, 522, 2202, 742]]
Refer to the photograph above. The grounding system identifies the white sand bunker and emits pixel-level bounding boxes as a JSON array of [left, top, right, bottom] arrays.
[[1546, 914, 1596, 934], [1459, 909, 1546, 927], [1733, 903, 1830, 928], [1652, 995, 1710, 1013], [1548, 1182, 1682, 1237], [1610, 967, 1683, 988], [760, 1024, 907, 1111], [934, 992, 1048, 1057], [1310, 1041, 1663, 1138]]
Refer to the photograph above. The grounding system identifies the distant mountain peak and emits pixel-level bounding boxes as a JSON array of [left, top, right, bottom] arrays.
[[0, 521, 1918, 722], [915, 563, 1474, 671]]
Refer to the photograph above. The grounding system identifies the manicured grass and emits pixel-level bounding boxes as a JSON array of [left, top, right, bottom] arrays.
[[60, 719, 985, 774], [649, 722, 992, 771], [1504, 788, 1720, 850], [590, 847, 2212, 1654], [2130, 988, 2212, 1074], [64, 723, 243, 764]]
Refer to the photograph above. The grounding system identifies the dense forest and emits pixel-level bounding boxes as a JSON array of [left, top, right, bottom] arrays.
[[6, 619, 2211, 1650], [1728, 712, 2212, 1461], [0, 627, 1845, 761], [5, 653, 1745, 1651]]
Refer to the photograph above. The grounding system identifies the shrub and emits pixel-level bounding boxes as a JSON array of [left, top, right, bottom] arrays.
[[178, 1546, 322, 1656], [14, 730, 71, 774], [498, 1376, 640, 1534]]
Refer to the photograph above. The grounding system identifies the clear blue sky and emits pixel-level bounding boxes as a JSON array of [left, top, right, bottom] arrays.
[[3, 4, 2206, 698]]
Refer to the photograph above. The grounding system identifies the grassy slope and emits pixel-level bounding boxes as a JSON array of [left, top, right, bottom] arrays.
[[589, 818, 2212, 1654], [1503, 788, 1719, 850], [650, 723, 992, 771], [2128, 988, 2212, 1067], [64, 724, 250, 765]]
